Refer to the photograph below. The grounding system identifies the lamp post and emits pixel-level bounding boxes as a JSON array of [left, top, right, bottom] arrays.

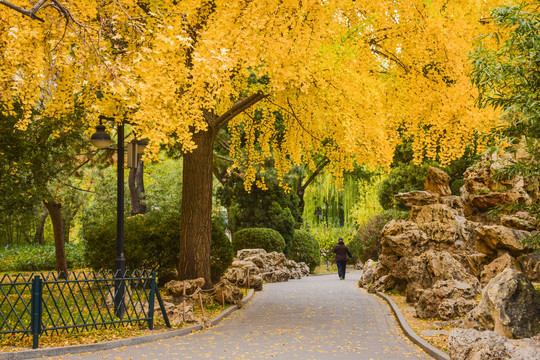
[[89, 117, 136, 318]]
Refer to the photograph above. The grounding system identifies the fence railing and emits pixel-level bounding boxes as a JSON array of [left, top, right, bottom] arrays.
[[0, 269, 170, 349]]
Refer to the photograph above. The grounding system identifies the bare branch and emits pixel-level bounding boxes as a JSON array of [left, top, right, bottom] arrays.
[[0, 0, 47, 22]]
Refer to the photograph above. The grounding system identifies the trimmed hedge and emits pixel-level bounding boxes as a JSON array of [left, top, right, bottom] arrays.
[[289, 230, 320, 272], [232, 227, 285, 253]]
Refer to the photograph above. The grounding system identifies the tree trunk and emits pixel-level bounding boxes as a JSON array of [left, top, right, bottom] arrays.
[[178, 127, 218, 288], [129, 156, 147, 215], [44, 200, 68, 279], [35, 206, 47, 245]]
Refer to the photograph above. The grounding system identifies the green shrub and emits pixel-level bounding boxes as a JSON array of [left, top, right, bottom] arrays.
[[83, 210, 180, 277], [210, 217, 234, 283], [83, 210, 232, 283], [349, 210, 409, 263], [289, 230, 320, 272], [378, 163, 429, 210], [232, 228, 286, 253], [0, 243, 87, 272]]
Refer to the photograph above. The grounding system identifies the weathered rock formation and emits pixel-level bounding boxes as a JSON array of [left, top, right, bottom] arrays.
[[474, 268, 540, 339], [359, 155, 539, 337], [223, 249, 309, 290], [448, 329, 540, 360]]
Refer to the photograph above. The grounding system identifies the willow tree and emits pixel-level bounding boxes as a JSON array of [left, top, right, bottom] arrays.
[[2, 0, 504, 286]]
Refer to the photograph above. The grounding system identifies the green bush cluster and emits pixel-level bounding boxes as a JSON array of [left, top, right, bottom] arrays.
[[210, 216, 234, 283], [83, 210, 233, 283], [232, 228, 286, 253], [349, 210, 409, 263], [0, 243, 87, 272], [289, 230, 320, 272]]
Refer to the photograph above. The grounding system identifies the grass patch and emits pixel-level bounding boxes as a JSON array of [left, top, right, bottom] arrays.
[[313, 263, 338, 274], [0, 243, 87, 272]]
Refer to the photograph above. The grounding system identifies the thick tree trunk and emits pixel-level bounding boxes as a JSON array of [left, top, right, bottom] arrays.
[[129, 156, 147, 215], [35, 206, 47, 245], [44, 200, 68, 279], [178, 127, 218, 288]]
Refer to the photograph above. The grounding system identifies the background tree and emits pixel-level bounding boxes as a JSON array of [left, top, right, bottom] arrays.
[[2, 0, 506, 286], [470, 1, 540, 248], [0, 102, 93, 277]]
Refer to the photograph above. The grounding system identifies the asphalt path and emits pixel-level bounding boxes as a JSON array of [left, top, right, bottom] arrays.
[[54, 271, 433, 360]]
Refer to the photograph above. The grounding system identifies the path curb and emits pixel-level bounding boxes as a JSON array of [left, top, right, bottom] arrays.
[[1, 289, 255, 360], [377, 292, 449, 360]]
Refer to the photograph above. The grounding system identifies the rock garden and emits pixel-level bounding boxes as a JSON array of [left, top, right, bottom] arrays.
[[358, 154, 540, 359]]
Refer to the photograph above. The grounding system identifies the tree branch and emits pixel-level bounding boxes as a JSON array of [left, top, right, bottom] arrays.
[[298, 157, 330, 196], [215, 91, 268, 129], [0, 0, 47, 22]]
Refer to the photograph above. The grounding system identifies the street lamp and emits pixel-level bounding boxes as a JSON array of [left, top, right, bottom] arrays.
[[89, 116, 134, 318]]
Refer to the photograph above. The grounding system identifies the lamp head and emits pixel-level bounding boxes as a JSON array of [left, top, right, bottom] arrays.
[[90, 124, 112, 149]]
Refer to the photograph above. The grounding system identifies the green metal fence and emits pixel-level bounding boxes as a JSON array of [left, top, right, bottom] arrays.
[[0, 269, 170, 349]]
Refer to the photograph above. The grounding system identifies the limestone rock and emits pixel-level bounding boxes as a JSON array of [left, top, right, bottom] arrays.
[[505, 337, 540, 360], [449, 328, 540, 360], [502, 212, 537, 231], [213, 279, 244, 304], [440, 196, 465, 214], [475, 225, 529, 255], [425, 166, 452, 196], [437, 298, 478, 321], [518, 252, 540, 281], [480, 253, 521, 286], [470, 192, 527, 211], [415, 279, 479, 320], [394, 191, 438, 207], [358, 259, 377, 287], [159, 304, 195, 326], [475, 268, 540, 338], [412, 204, 475, 247], [465, 252, 490, 277], [164, 278, 205, 297], [223, 249, 309, 290], [448, 329, 513, 360]]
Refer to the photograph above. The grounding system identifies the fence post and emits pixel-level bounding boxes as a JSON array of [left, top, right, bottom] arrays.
[[148, 272, 156, 330], [30, 275, 43, 349]]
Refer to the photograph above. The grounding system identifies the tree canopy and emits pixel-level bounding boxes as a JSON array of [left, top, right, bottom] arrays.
[[2, 0, 508, 283]]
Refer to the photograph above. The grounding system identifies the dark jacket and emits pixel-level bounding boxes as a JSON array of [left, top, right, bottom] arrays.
[[333, 243, 352, 261]]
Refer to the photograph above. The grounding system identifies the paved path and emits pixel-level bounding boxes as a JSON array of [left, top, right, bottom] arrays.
[[56, 271, 433, 360]]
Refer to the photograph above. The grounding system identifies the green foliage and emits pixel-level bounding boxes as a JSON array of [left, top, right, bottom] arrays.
[[289, 229, 320, 272], [378, 163, 429, 210], [303, 167, 378, 229], [218, 172, 298, 255], [0, 243, 87, 272], [471, 1, 540, 249], [83, 210, 231, 281], [378, 140, 480, 209], [310, 225, 356, 264], [210, 215, 234, 282], [83, 210, 180, 276], [349, 210, 409, 263], [231, 228, 286, 253]]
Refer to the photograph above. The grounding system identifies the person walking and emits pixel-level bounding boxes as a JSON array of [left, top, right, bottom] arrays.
[[333, 238, 352, 280]]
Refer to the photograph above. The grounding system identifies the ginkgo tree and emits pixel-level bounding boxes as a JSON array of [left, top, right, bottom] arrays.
[[2, 0, 504, 286]]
